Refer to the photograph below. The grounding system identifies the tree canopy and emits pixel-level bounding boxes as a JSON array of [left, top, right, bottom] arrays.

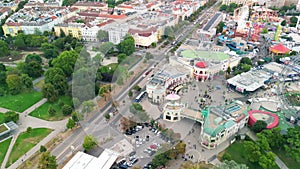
[[117, 35, 135, 56], [82, 135, 98, 151], [52, 50, 78, 77], [38, 152, 57, 169], [0, 40, 10, 57]]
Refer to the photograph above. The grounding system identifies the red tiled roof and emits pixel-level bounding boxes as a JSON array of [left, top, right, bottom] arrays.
[[269, 43, 290, 54], [51, 16, 57, 20], [6, 22, 22, 26], [98, 14, 126, 19], [195, 61, 206, 68], [73, 2, 106, 7], [128, 27, 157, 37], [118, 5, 133, 9]]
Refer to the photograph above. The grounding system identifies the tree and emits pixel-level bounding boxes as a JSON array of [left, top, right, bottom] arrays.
[[48, 106, 56, 116], [52, 50, 78, 77], [44, 68, 68, 95], [72, 112, 80, 122], [4, 111, 19, 123], [128, 90, 133, 98], [244, 141, 262, 162], [290, 16, 298, 24], [0, 40, 10, 57], [66, 118, 76, 129], [252, 120, 267, 133], [258, 152, 276, 169], [281, 20, 287, 26], [97, 30, 109, 42], [6, 74, 22, 95], [14, 34, 26, 49], [220, 4, 227, 11], [117, 53, 127, 63], [260, 127, 284, 149], [41, 43, 59, 59], [25, 54, 42, 64], [145, 52, 154, 60], [21, 74, 33, 89], [25, 61, 43, 78], [222, 152, 232, 161], [62, 105, 73, 116], [82, 135, 98, 151], [117, 35, 135, 56], [38, 152, 57, 169], [216, 21, 225, 34], [42, 84, 59, 102], [284, 126, 300, 162], [98, 42, 114, 55], [133, 85, 141, 91], [105, 113, 110, 120], [226, 66, 231, 74], [261, 28, 268, 34], [240, 57, 252, 66], [0, 63, 6, 72], [27, 127, 32, 134], [40, 145, 47, 153], [163, 26, 175, 40], [213, 160, 248, 169], [81, 100, 95, 113]]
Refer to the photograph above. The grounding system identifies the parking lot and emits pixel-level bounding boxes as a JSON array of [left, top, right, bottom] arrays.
[[114, 123, 176, 168]]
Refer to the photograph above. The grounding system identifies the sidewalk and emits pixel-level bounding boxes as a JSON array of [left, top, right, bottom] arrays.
[[23, 98, 47, 115], [0, 107, 10, 113]]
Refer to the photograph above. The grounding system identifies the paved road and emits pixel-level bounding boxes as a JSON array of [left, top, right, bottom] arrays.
[[50, 3, 218, 166]]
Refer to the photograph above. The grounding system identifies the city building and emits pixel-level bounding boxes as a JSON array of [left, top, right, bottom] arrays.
[[63, 149, 119, 169], [146, 64, 190, 104], [200, 101, 249, 149], [284, 0, 298, 6], [226, 68, 271, 94], [2, 6, 77, 36], [128, 26, 158, 47], [198, 12, 225, 37], [0, 7, 11, 20], [162, 93, 184, 122], [222, 0, 250, 5]]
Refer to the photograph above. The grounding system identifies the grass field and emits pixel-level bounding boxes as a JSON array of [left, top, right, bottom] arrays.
[[273, 149, 300, 169], [0, 92, 43, 112], [0, 138, 12, 167], [220, 141, 280, 169], [6, 128, 52, 167], [181, 50, 229, 61], [29, 96, 73, 121], [0, 113, 5, 124]]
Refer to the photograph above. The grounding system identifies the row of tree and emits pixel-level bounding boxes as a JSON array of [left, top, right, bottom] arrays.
[[219, 3, 239, 13]]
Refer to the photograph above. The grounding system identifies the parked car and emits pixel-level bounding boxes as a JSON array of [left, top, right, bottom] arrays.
[[129, 151, 136, 157]]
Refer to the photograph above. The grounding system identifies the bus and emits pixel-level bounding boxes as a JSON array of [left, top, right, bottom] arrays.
[[134, 91, 147, 103]]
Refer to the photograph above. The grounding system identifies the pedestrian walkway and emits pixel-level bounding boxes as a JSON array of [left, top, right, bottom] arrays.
[[0, 107, 10, 113], [23, 98, 47, 115], [1, 97, 67, 169]]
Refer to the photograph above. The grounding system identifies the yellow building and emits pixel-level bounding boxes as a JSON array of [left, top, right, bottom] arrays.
[[54, 23, 83, 39], [2, 23, 22, 36]]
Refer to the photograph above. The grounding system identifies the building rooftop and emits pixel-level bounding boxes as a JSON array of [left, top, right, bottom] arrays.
[[227, 69, 272, 92], [180, 50, 230, 61], [202, 101, 248, 137]]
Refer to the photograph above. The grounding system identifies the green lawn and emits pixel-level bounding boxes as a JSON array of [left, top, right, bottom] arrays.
[[221, 142, 280, 169], [181, 50, 229, 61], [29, 96, 73, 121], [0, 138, 12, 167], [0, 113, 5, 124], [6, 128, 53, 167], [0, 92, 43, 112], [273, 149, 300, 169]]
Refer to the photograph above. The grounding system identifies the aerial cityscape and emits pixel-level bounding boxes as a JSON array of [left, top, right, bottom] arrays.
[[0, 0, 300, 169]]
